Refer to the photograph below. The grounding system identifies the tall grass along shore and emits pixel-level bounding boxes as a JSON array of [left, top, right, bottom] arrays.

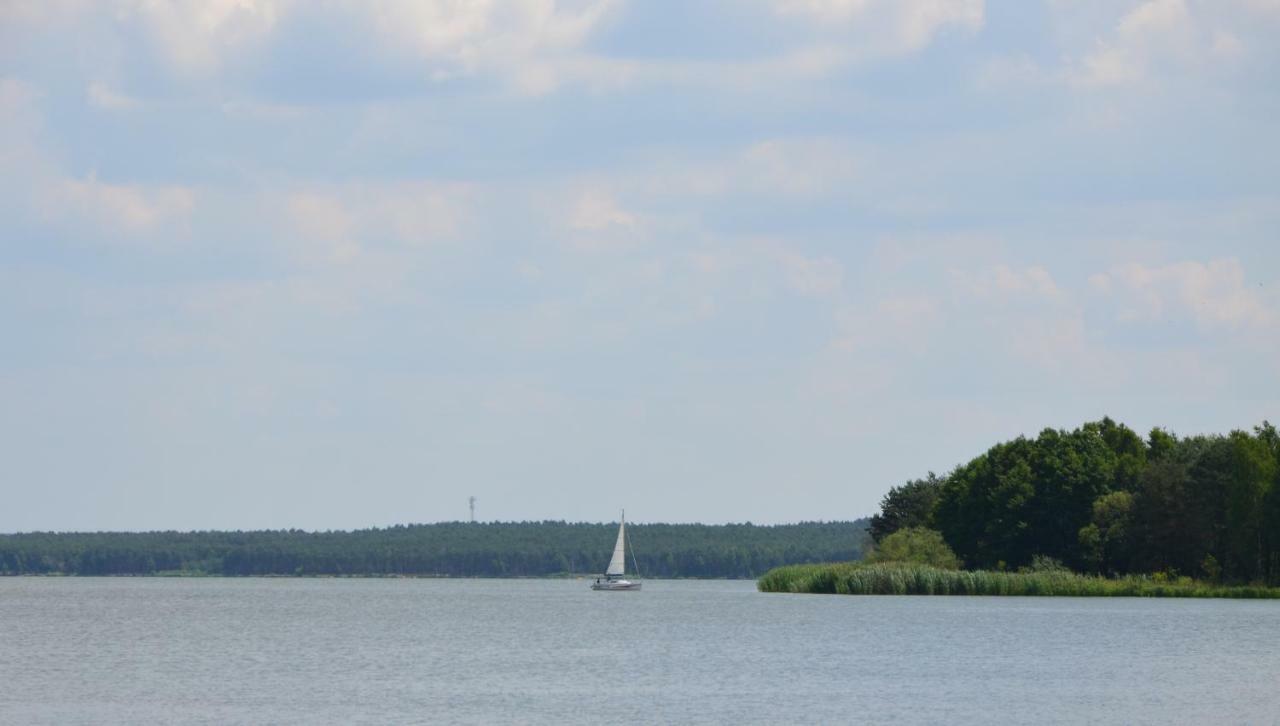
[[757, 562, 1280, 598]]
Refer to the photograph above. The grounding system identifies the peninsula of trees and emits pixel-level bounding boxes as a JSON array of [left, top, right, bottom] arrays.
[[0, 520, 870, 579], [762, 419, 1279, 597]]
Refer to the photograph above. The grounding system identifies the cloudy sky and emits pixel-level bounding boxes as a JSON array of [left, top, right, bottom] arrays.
[[2, 0, 1278, 531]]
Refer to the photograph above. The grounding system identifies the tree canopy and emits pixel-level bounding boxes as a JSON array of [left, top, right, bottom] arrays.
[[0, 520, 871, 579], [868, 474, 942, 543], [875, 418, 1279, 584], [867, 527, 960, 570]]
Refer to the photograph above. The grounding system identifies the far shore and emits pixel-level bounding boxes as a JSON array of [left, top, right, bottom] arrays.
[[0, 572, 752, 580]]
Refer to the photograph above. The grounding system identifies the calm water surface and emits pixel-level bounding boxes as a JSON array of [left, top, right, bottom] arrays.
[[2, 578, 1278, 724]]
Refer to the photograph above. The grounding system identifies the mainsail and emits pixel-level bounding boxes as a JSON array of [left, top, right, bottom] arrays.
[[605, 512, 627, 576], [591, 509, 640, 590]]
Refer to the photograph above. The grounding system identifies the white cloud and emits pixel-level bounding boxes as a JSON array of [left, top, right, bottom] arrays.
[[281, 181, 471, 266], [5, 0, 991, 99], [1004, 311, 1126, 384], [0, 79, 42, 165], [569, 189, 636, 231], [975, 54, 1050, 89], [52, 173, 195, 233], [87, 82, 141, 111], [564, 188, 643, 253], [621, 138, 862, 203], [737, 139, 860, 198], [119, 0, 286, 74], [953, 264, 1063, 302], [773, 0, 985, 54], [1238, 0, 1280, 15], [991, 0, 1279, 91], [1209, 28, 1245, 58], [4, 77, 195, 242], [363, 0, 620, 94], [342, 0, 985, 95], [7, 1, 615, 91], [543, 42, 880, 92], [1074, 0, 1195, 86], [0, 0, 93, 25], [1063, 0, 1276, 87], [287, 193, 360, 264], [219, 98, 307, 121], [780, 251, 844, 298], [832, 295, 938, 354], [1090, 258, 1275, 329]]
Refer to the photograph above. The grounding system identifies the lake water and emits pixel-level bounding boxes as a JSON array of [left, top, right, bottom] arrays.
[[2, 578, 1278, 724]]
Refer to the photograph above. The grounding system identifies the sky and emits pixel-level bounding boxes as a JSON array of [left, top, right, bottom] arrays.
[[1, 0, 1278, 532]]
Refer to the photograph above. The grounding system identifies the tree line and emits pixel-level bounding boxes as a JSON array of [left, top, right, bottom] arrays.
[[869, 419, 1280, 584], [0, 520, 870, 578]]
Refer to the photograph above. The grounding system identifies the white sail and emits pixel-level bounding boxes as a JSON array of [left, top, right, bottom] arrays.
[[605, 512, 626, 576], [592, 510, 640, 590]]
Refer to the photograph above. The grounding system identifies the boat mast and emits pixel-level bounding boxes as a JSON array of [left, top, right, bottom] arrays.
[[626, 517, 641, 579]]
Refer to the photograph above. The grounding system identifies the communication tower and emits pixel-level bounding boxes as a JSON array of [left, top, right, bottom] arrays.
[[469, 496, 476, 523]]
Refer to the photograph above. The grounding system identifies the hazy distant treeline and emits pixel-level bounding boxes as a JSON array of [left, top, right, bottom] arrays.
[[869, 419, 1280, 585], [0, 520, 870, 578]]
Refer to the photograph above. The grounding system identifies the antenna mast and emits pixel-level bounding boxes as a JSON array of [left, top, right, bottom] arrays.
[[469, 496, 476, 523]]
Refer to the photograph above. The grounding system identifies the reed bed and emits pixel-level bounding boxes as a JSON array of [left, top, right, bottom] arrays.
[[756, 562, 1280, 598]]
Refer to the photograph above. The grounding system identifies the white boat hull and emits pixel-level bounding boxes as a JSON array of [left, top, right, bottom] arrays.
[[591, 579, 641, 591]]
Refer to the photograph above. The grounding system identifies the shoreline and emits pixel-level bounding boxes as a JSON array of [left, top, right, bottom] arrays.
[[0, 572, 756, 580], [757, 562, 1280, 599]]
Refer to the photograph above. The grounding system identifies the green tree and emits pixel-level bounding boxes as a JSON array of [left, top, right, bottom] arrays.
[[935, 423, 1120, 570], [1078, 490, 1134, 575], [0, 520, 873, 578], [868, 473, 944, 543], [1025, 424, 1118, 567], [1147, 427, 1178, 462], [1132, 435, 1229, 578], [1222, 426, 1278, 581], [1133, 449, 1200, 575], [868, 527, 961, 570], [1096, 417, 1146, 491], [933, 438, 1037, 569], [1257, 422, 1280, 583]]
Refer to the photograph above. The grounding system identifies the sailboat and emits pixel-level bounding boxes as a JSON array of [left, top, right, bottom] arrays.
[[591, 510, 641, 591]]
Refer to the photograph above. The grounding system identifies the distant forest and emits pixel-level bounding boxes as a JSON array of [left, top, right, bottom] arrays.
[[0, 520, 870, 578], [869, 419, 1280, 585]]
